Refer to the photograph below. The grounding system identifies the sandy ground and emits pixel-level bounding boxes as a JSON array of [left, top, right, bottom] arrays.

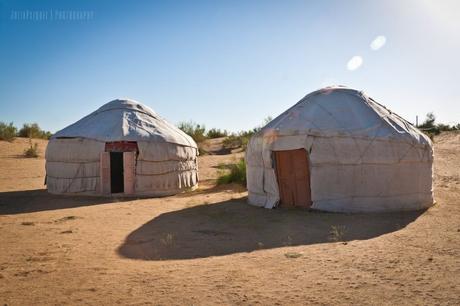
[[0, 135, 459, 305]]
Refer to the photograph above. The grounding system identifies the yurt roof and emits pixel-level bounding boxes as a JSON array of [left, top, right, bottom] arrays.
[[260, 86, 431, 145], [52, 99, 197, 148]]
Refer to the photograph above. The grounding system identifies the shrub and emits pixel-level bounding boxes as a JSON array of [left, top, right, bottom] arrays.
[[222, 129, 256, 150], [222, 116, 272, 150], [24, 139, 39, 158], [41, 130, 53, 139], [18, 123, 41, 138], [207, 128, 228, 138], [217, 158, 247, 186], [177, 121, 207, 143], [0, 122, 17, 141], [284, 252, 303, 259], [223, 133, 250, 150], [18, 123, 52, 139], [160, 233, 175, 247], [329, 225, 346, 242]]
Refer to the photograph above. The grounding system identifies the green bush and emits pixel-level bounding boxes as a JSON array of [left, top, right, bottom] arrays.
[[42, 130, 53, 139], [207, 128, 228, 138], [217, 158, 247, 186], [18, 123, 52, 139], [24, 140, 39, 158], [0, 122, 17, 142], [18, 123, 41, 138], [177, 121, 207, 143]]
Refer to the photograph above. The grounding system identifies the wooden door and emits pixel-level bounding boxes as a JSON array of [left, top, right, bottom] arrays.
[[123, 151, 136, 195], [100, 152, 111, 195], [274, 149, 311, 208]]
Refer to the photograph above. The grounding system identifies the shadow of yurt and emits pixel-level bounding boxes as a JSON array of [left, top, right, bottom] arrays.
[[0, 189, 133, 215], [117, 197, 425, 260]]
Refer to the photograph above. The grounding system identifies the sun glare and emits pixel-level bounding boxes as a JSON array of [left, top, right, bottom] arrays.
[[370, 35, 386, 50], [347, 56, 363, 71]]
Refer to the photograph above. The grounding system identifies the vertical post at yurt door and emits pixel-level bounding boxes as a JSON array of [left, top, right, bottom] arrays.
[[123, 151, 135, 194], [100, 152, 111, 194]]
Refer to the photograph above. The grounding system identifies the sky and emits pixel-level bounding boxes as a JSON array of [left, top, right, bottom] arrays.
[[0, 0, 459, 133]]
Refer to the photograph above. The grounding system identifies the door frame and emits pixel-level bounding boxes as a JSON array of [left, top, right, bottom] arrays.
[[99, 142, 138, 195]]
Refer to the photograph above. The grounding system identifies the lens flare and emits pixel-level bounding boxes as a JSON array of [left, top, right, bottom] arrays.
[[347, 56, 363, 71], [370, 35, 386, 50]]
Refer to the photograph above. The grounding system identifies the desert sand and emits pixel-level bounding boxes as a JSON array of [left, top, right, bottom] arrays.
[[0, 134, 459, 305]]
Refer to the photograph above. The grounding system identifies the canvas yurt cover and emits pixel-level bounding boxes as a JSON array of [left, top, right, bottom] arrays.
[[246, 86, 433, 212], [45, 99, 198, 196]]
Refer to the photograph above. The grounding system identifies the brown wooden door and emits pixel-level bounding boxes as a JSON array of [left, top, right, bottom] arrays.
[[274, 149, 311, 208]]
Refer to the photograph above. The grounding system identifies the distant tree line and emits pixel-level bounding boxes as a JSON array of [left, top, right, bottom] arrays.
[[417, 112, 460, 137], [0, 122, 52, 142], [178, 116, 273, 151], [2, 112, 456, 144], [177, 121, 229, 143], [222, 116, 273, 150]]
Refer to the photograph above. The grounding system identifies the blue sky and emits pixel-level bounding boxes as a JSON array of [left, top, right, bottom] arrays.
[[0, 0, 459, 133]]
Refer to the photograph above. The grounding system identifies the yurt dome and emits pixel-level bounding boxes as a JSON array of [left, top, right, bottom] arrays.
[[246, 86, 433, 212], [45, 99, 198, 196]]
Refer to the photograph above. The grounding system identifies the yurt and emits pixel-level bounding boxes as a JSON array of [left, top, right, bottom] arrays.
[[246, 86, 433, 212], [45, 99, 198, 196]]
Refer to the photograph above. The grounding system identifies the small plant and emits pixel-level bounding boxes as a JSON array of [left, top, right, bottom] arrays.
[[24, 138, 39, 158], [284, 252, 302, 259], [284, 235, 293, 246], [217, 158, 247, 186], [160, 233, 175, 247], [329, 225, 347, 242], [0, 122, 17, 142]]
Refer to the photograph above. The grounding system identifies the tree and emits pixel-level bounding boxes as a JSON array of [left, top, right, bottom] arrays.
[[419, 112, 436, 129], [18, 123, 52, 139], [18, 123, 42, 138], [177, 121, 207, 143], [0, 122, 17, 141]]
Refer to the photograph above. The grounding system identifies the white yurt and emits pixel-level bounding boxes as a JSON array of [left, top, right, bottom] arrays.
[[246, 86, 433, 212], [45, 99, 198, 196]]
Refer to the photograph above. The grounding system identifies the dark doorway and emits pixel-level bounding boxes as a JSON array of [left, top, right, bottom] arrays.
[[274, 149, 312, 208], [110, 152, 124, 193]]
